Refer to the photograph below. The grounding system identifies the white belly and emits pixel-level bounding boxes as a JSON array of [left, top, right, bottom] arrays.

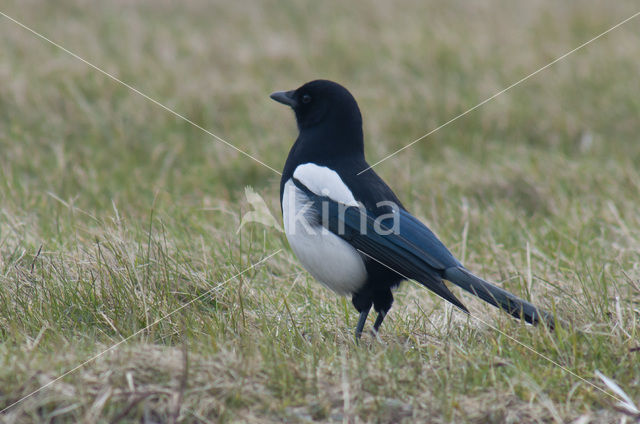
[[282, 179, 367, 295]]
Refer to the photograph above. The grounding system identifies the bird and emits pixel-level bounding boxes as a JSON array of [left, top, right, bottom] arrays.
[[270, 79, 555, 339]]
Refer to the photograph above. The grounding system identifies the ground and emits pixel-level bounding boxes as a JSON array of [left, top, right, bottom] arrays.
[[1, 0, 639, 422]]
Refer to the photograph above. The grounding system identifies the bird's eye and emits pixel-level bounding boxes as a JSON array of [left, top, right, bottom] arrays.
[[302, 94, 312, 104]]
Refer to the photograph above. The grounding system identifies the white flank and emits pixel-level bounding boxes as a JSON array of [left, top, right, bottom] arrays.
[[282, 178, 367, 295]]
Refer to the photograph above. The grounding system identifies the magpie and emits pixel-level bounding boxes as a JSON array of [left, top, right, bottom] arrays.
[[271, 79, 554, 339]]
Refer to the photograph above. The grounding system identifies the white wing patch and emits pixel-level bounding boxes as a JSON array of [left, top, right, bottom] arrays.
[[293, 163, 358, 206]]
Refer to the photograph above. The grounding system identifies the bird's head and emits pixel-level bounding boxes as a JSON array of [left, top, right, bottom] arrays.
[[270, 80, 363, 138]]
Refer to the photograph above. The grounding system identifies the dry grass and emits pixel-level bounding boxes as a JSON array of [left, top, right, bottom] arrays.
[[1, 0, 639, 422]]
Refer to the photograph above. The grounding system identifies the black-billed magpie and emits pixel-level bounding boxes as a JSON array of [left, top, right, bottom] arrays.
[[271, 79, 554, 339]]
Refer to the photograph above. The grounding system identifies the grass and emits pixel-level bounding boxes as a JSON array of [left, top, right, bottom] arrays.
[[1, 0, 639, 422]]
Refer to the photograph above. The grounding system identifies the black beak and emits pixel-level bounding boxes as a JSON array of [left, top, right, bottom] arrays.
[[270, 90, 298, 108]]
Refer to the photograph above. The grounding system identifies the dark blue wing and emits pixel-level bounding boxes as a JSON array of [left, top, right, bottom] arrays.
[[292, 178, 468, 313]]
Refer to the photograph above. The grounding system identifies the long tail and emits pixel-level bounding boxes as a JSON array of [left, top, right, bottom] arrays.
[[444, 266, 555, 329]]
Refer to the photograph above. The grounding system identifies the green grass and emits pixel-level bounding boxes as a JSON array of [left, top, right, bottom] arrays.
[[1, 0, 639, 422]]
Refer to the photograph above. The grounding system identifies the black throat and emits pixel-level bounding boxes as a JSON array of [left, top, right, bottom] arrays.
[[280, 113, 364, 204]]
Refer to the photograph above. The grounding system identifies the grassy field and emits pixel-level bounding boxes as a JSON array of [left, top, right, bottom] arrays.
[[1, 0, 639, 422]]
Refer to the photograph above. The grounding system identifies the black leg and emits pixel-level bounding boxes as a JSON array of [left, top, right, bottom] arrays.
[[372, 289, 393, 335], [355, 306, 371, 340], [373, 310, 386, 333]]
